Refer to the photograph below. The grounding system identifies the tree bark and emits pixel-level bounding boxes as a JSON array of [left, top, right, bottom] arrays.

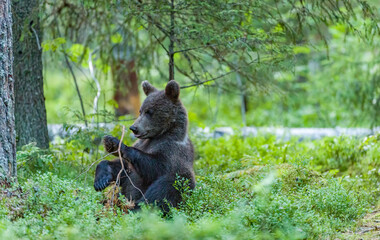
[[112, 60, 140, 117], [0, 0, 17, 179], [168, 0, 175, 81], [13, 0, 49, 149]]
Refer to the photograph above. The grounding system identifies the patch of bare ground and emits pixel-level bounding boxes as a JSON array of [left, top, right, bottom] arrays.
[[342, 209, 380, 240], [0, 180, 28, 220]]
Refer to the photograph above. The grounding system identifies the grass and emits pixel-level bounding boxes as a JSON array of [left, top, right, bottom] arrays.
[[1, 128, 379, 239]]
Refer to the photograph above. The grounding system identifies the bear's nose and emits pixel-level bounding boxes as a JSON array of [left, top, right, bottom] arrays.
[[129, 125, 138, 134]]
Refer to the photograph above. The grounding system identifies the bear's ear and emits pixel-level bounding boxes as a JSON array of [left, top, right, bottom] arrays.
[[165, 80, 180, 101], [142, 81, 157, 96]]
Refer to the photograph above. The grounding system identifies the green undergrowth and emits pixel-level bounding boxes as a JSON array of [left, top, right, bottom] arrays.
[[1, 129, 379, 239]]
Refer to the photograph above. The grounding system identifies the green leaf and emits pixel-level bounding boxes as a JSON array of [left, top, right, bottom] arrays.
[[66, 44, 89, 63], [41, 38, 66, 52], [272, 24, 284, 33], [107, 99, 119, 108], [41, 41, 51, 52], [293, 46, 311, 54], [111, 33, 123, 44]]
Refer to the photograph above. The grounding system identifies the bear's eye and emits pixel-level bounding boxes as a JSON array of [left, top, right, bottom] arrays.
[[145, 109, 154, 116]]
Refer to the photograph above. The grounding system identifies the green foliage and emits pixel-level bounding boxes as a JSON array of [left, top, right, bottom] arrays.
[[43, 67, 115, 124], [0, 173, 118, 239], [39, 0, 380, 130], [241, 178, 369, 239], [41, 37, 66, 52], [308, 137, 362, 172], [178, 174, 245, 221], [195, 134, 380, 200], [305, 181, 368, 221], [62, 123, 105, 152], [4, 121, 379, 239], [194, 135, 304, 174], [8, 0, 380, 238], [17, 143, 55, 178], [40, 0, 380, 122]]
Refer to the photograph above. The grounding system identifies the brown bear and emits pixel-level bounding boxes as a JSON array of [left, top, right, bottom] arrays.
[[94, 80, 195, 212]]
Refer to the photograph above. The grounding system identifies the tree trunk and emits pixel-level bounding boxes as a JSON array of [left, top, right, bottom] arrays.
[[112, 60, 141, 117], [168, 0, 175, 81], [0, 0, 17, 179], [13, 0, 49, 149]]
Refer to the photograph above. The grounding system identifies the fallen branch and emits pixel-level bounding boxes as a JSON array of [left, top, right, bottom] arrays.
[[113, 126, 148, 207]]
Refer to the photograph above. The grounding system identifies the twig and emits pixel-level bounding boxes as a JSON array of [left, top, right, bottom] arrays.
[[135, 0, 171, 37], [180, 57, 267, 89], [172, 44, 220, 54], [115, 126, 127, 187], [115, 126, 148, 205], [30, 26, 42, 51], [235, 70, 246, 126], [56, 22, 88, 127], [74, 151, 118, 181], [180, 69, 235, 89], [140, 23, 169, 54], [151, 31, 169, 54], [88, 50, 101, 124], [64, 55, 88, 127]]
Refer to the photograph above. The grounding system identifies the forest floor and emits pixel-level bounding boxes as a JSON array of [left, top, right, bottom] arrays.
[[1, 132, 379, 239], [344, 209, 380, 240]]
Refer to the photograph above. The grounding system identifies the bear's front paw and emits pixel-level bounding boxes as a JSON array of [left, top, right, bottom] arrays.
[[94, 160, 113, 191], [103, 135, 120, 153], [94, 176, 111, 191]]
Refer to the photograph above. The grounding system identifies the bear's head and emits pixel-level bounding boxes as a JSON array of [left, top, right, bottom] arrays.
[[129, 80, 187, 139]]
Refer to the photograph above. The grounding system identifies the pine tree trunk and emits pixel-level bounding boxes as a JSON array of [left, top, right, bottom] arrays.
[[0, 0, 17, 179], [112, 60, 141, 117], [13, 0, 49, 149]]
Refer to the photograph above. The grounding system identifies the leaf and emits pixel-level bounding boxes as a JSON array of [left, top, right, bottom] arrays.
[[293, 46, 311, 54], [95, 58, 110, 73], [111, 33, 123, 44], [41, 38, 66, 52], [272, 24, 284, 33], [41, 41, 51, 52], [107, 99, 119, 108], [66, 44, 89, 63], [54, 37, 67, 45]]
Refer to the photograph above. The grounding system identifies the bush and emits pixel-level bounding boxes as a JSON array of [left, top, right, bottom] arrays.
[[1, 133, 378, 239]]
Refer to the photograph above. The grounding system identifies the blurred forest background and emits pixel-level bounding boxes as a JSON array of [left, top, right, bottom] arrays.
[[39, 0, 380, 128], [1, 0, 380, 239]]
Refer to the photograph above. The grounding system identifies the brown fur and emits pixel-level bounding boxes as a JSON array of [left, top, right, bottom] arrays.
[[94, 80, 195, 212]]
